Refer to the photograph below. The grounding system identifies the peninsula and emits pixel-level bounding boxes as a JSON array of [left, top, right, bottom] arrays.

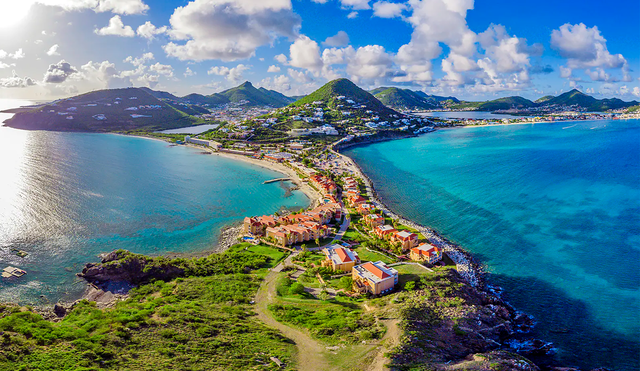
[[0, 78, 619, 371]]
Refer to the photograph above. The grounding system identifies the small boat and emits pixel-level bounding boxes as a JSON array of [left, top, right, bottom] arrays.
[[10, 248, 28, 258], [2, 266, 26, 278]]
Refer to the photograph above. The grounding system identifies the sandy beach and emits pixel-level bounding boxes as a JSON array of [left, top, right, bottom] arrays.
[[213, 150, 323, 209]]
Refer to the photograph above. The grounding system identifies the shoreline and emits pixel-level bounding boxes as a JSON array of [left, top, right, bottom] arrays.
[[333, 143, 485, 287]]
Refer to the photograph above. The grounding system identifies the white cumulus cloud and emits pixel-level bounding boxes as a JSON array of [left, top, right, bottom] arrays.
[[36, 0, 148, 15], [95, 15, 135, 37], [163, 0, 301, 61], [322, 31, 350, 47], [372, 1, 407, 18], [136, 21, 167, 39], [208, 64, 250, 82], [46, 44, 60, 56]]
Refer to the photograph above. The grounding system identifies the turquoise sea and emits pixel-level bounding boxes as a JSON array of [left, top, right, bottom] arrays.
[[0, 100, 309, 304], [344, 119, 640, 371]]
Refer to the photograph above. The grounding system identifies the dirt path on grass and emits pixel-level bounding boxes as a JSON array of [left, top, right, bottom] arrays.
[[366, 319, 401, 371], [254, 255, 331, 371]]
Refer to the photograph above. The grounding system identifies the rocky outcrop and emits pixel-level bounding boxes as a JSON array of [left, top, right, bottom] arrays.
[[77, 250, 185, 285], [390, 269, 555, 369]]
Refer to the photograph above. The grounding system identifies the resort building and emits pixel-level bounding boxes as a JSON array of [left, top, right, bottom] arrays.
[[364, 214, 385, 228], [265, 222, 329, 247], [357, 203, 374, 215], [352, 261, 398, 295], [310, 174, 337, 195], [348, 195, 367, 206], [409, 243, 443, 264], [321, 244, 360, 272], [184, 136, 222, 149], [392, 231, 419, 250], [374, 225, 397, 239]]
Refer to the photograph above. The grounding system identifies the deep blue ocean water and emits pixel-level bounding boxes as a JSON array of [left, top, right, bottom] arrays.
[[0, 110, 309, 304], [344, 119, 640, 371]]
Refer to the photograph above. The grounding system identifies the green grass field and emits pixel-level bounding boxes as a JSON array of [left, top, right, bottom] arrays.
[[354, 247, 395, 264], [0, 249, 297, 371]]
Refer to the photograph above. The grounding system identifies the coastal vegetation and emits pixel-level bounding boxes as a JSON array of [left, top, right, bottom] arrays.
[[0, 246, 298, 370]]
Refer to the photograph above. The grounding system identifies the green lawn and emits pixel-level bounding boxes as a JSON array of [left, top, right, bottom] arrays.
[[0, 250, 297, 371], [268, 297, 383, 345], [228, 243, 287, 269], [354, 247, 395, 264], [394, 263, 431, 287]]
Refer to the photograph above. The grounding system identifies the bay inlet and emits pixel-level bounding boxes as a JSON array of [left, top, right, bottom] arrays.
[[344, 119, 640, 371], [0, 122, 310, 304]]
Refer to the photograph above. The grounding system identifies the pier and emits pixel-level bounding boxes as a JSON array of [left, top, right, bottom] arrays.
[[263, 177, 291, 184]]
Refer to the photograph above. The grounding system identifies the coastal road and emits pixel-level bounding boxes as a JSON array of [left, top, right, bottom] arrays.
[[332, 210, 351, 243]]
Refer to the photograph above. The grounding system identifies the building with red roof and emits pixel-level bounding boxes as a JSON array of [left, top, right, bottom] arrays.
[[392, 230, 419, 250], [409, 243, 443, 264], [321, 244, 360, 272], [352, 261, 398, 295]]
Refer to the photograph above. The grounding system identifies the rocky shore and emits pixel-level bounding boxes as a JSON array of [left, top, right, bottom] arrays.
[[332, 144, 484, 287]]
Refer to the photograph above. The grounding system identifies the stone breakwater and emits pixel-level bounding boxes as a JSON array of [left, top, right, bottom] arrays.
[[335, 149, 484, 287]]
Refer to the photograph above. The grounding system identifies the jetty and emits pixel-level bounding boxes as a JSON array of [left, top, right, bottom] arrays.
[[2, 266, 26, 278], [263, 177, 291, 184]]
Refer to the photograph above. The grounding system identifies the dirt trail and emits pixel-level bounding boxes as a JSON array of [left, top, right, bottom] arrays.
[[254, 256, 331, 371], [366, 319, 401, 371]]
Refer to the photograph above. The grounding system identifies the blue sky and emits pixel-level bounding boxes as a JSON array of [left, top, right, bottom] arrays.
[[0, 0, 638, 101]]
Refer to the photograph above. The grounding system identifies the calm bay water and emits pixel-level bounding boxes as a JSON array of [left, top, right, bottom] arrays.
[[418, 111, 525, 119], [344, 119, 640, 370], [0, 101, 309, 304]]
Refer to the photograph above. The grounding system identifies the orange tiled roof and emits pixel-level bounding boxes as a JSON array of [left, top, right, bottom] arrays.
[[335, 247, 352, 263], [361, 262, 390, 279]]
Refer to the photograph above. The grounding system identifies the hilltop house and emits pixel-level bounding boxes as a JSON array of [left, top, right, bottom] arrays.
[[391, 230, 419, 250], [352, 261, 398, 295], [321, 244, 360, 272], [409, 243, 442, 264]]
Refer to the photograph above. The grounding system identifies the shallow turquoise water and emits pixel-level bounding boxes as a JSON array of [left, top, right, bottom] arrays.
[[0, 127, 309, 304], [344, 119, 640, 370]]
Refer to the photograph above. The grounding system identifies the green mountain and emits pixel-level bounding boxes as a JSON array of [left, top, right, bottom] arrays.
[[138, 87, 180, 101], [543, 89, 597, 107], [534, 95, 554, 104], [293, 78, 397, 116], [371, 87, 438, 110], [476, 96, 535, 111], [258, 87, 296, 105], [182, 93, 228, 106], [218, 81, 292, 107], [412, 91, 460, 104], [540, 89, 638, 111], [4, 87, 202, 132]]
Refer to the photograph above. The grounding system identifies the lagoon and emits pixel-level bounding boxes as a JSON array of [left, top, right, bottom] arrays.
[[418, 111, 526, 120], [0, 124, 309, 304], [344, 119, 640, 370]]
